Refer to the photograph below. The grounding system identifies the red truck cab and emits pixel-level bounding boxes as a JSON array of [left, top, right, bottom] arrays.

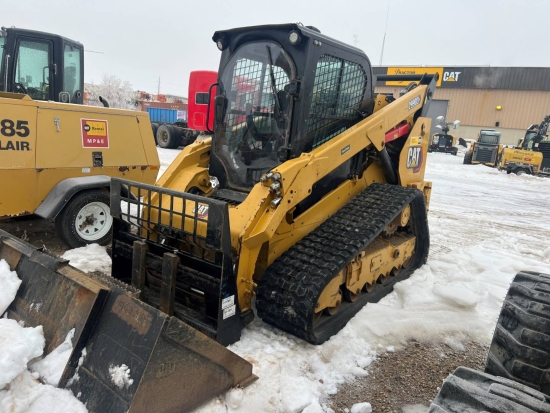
[[188, 70, 217, 132]]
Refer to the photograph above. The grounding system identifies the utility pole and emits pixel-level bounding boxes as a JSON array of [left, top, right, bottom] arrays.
[[157, 77, 160, 96], [379, 1, 390, 66]]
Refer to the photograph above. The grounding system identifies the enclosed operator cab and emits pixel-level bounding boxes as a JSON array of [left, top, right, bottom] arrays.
[[209, 24, 374, 197], [0, 27, 84, 104]]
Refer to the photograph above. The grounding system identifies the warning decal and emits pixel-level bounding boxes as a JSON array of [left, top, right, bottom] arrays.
[[81, 119, 109, 148]]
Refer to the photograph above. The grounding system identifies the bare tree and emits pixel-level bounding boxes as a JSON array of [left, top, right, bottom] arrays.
[[86, 74, 136, 110]]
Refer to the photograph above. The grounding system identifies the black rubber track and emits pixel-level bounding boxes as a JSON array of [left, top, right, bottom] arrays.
[[429, 366, 550, 412], [486, 271, 550, 396], [256, 183, 429, 345]]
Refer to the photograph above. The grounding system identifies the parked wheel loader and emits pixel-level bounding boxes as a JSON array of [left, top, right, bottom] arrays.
[[463, 129, 503, 166], [498, 115, 550, 176], [430, 270, 550, 412], [108, 22, 435, 347], [0, 27, 160, 248]]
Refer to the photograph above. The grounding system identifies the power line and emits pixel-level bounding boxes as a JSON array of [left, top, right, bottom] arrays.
[[379, 1, 390, 66]]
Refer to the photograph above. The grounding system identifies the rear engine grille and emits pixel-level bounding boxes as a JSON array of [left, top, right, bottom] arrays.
[[474, 146, 497, 163]]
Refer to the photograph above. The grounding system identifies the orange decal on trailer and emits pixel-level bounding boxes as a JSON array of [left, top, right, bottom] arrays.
[[81, 119, 109, 148]]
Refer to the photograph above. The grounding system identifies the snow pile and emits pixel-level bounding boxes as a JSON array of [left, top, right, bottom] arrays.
[[0, 259, 21, 314], [0, 260, 87, 412], [351, 402, 372, 413], [0, 370, 87, 413], [109, 364, 134, 389], [0, 319, 45, 389], [31, 329, 75, 386], [62, 244, 111, 274]]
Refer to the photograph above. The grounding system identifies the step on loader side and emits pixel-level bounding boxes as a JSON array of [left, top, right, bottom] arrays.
[[0, 229, 257, 413]]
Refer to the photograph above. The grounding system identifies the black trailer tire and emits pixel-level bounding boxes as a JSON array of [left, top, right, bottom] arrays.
[[485, 271, 550, 396], [157, 125, 178, 149], [151, 123, 159, 145], [169, 125, 184, 147], [515, 169, 528, 176], [430, 366, 550, 412], [463, 151, 473, 164], [55, 189, 112, 249]]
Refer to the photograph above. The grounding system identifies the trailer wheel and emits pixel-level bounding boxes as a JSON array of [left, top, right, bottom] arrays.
[[515, 169, 527, 176], [151, 123, 159, 145], [55, 189, 112, 249], [485, 271, 550, 396], [463, 151, 473, 164], [157, 125, 178, 149], [169, 125, 184, 147]]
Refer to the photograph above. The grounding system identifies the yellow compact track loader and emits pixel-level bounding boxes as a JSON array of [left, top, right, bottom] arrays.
[[0, 27, 160, 248], [463, 129, 503, 166], [5, 23, 435, 412], [109, 23, 435, 346]]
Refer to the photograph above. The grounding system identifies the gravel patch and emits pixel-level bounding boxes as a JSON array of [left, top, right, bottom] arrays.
[[327, 341, 488, 413]]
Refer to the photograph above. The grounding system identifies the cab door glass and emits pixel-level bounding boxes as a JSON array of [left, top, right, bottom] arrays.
[[0, 35, 5, 90], [14, 40, 52, 100], [63, 45, 81, 102]]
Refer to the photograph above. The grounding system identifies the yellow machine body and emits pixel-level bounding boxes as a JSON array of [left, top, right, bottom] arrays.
[[152, 88, 433, 314]]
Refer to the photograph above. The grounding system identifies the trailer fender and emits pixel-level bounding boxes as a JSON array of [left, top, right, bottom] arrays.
[[34, 176, 133, 219]]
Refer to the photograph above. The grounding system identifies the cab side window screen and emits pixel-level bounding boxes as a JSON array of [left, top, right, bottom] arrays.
[[307, 55, 367, 149]]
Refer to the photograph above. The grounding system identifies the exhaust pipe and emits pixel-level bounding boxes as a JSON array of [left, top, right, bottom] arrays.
[[99, 96, 110, 108]]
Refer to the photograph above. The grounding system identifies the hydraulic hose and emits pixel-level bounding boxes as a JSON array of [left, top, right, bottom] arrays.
[[377, 147, 398, 185]]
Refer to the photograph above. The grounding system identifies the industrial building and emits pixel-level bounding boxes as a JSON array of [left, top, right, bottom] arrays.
[[374, 66, 550, 145]]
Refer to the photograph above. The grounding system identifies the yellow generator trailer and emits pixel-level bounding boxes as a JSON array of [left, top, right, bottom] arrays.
[[0, 27, 160, 247], [498, 115, 550, 176], [463, 129, 503, 166]]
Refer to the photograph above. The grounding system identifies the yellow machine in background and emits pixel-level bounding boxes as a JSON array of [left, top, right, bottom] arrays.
[[0, 93, 159, 247], [464, 129, 503, 166], [498, 115, 550, 176], [0, 28, 159, 248]]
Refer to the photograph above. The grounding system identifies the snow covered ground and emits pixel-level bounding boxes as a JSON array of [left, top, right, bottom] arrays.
[[3, 147, 550, 413], [0, 261, 86, 413]]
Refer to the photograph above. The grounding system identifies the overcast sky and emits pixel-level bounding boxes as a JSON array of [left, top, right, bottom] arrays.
[[4, 0, 549, 97]]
